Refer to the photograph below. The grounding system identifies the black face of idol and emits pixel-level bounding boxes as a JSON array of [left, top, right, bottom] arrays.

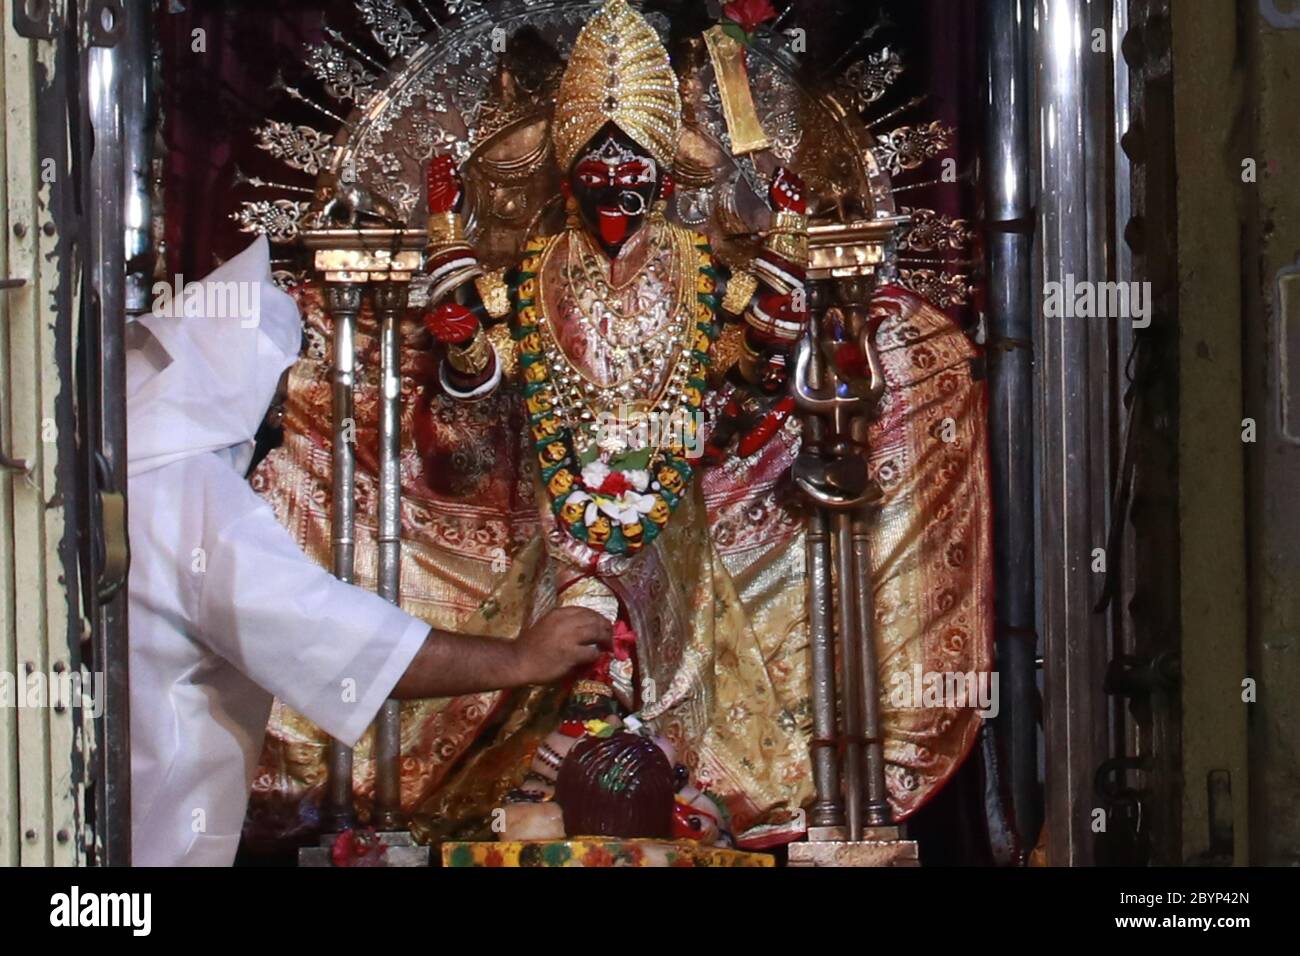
[[569, 123, 661, 257]]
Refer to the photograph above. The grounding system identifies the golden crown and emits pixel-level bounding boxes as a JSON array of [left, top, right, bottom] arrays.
[[552, 0, 683, 171]]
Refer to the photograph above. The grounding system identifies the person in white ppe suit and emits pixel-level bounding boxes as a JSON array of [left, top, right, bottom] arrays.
[[126, 237, 609, 866]]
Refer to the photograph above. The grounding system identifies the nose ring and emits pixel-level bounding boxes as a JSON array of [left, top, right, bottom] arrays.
[[618, 191, 647, 216]]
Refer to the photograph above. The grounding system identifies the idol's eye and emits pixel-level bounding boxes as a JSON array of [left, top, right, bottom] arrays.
[[614, 162, 652, 186], [575, 162, 610, 188]]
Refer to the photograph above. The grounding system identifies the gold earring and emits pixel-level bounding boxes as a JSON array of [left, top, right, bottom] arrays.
[[565, 195, 581, 229]]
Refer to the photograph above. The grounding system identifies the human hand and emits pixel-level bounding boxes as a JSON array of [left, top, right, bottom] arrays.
[[511, 607, 614, 686]]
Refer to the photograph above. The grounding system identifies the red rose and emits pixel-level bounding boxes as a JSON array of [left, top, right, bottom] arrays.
[[724, 0, 779, 35], [597, 471, 631, 496]]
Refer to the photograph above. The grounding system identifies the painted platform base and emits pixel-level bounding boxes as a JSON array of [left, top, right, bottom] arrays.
[[787, 835, 920, 867], [298, 830, 432, 867], [442, 839, 774, 868], [788, 826, 920, 867]]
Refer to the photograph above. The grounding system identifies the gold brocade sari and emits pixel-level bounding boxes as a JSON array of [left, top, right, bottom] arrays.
[[243, 279, 992, 850]]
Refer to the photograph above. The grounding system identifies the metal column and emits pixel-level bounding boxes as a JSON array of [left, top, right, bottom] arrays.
[[1033, 0, 1118, 867], [801, 281, 844, 833], [983, 0, 1041, 850], [372, 281, 408, 831], [82, 0, 133, 867], [325, 282, 362, 833], [298, 231, 428, 866]]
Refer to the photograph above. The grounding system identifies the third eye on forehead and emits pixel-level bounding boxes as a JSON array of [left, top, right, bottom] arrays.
[[576, 137, 657, 184]]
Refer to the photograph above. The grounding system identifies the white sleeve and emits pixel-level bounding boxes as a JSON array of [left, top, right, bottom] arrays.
[[192, 459, 428, 746]]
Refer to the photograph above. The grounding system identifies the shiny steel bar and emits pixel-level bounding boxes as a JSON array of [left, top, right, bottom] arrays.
[[852, 506, 889, 827], [1034, 0, 1114, 867], [85, 17, 132, 867], [805, 508, 844, 829], [833, 513, 865, 840], [372, 281, 408, 830], [325, 282, 362, 832], [1110, 0, 1143, 784], [984, 0, 1040, 843], [839, 286, 891, 832]]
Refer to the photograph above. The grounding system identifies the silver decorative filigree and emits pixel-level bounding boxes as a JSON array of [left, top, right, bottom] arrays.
[[898, 268, 972, 308], [306, 43, 378, 104], [254, 121, 335, 175], [900, 207, 975, 254], [271, 269, 309, 291], [765, 110, 803, 163], [379, 179, 420, 219], [238, 0, 922, 282], [873, 121, 954, 176], [839, 48, 904, 113], [403, 112, 460, 162], [748, 56, 801, 163], [357, 0, 423, 59], [231, 200, 311, 243]]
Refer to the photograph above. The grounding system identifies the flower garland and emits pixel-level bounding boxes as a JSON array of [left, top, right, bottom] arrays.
[[512, 227, 721, 556]]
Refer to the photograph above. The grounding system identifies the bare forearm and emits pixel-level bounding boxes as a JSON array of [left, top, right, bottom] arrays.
[[390, 608, 613, 700], [390, 628, 523, 699]]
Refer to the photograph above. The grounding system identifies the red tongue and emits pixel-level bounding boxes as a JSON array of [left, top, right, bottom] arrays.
[[598, 207, 629, 247]]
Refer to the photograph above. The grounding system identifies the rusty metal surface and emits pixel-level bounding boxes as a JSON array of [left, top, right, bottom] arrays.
[[1, 0, 95, 866]]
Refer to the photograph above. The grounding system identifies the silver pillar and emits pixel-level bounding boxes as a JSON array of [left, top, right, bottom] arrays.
[[852, 507, 889, 826], [300, 236, 428, 864], [984, 0, 1040, 847], [833, 512, 865, 838], [1033, 0, 1118, 867], [804, 507, 844, 830], [325, 282, 362, 832], [372, 281, 408, 830]]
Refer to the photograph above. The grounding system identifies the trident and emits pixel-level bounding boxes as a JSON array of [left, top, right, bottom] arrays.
[[792, 311, 890, 842]]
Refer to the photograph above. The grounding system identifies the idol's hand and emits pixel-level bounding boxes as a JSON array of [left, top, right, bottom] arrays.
[[426, 155, 465, 214], [512, 607, 614, 686], [769, 167, 808, 216], [423, 301, 480, 346], [750, 288, 808, 345]]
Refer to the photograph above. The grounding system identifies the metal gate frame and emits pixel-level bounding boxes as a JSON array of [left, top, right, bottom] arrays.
[[1, 0, 136, 867]]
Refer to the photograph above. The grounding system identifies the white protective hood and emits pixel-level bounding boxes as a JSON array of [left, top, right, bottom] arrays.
[[127, 236, 301, 477]]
